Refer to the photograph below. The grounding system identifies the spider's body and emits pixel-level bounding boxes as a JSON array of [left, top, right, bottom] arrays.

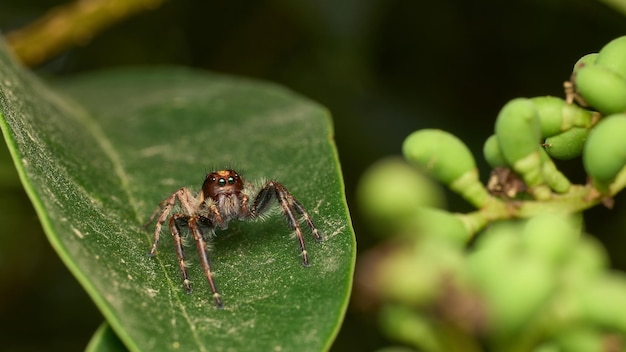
[[144, 169, 322, 308]]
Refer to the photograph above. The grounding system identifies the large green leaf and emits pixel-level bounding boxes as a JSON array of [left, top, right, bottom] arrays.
[[0, 39, 355, 351]]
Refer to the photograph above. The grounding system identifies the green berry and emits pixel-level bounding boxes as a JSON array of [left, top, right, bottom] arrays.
[[495, 98, 553, 198], [357, 157, 445, 234], [595, 35, 626, 78], [413, 207, 471, 245], [379, 305, 439, 351], [572, 53, 598, 75], [404, 129, 496, 208], [376, 246, 440, 305], [521, 214, 579, 266], [402, 129, 476, 185], [495, 98, 541, 164], [575, 65, 626, 115], [583, 114, 626, 187], [489, 259, 554, 334], [377, 237, 463, 306], [562, 235, 608, 287], [469, 223, 556, 335], [539, 148, 571, 193], [530, 96, 593, 137], [581, 274, 626, 333], [483, 134, 507, 168], [484, 134, 571, 194], [543, 127, 589, 160]]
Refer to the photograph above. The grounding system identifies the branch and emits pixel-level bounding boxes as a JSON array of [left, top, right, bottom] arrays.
[[5, 0, 166, 67]]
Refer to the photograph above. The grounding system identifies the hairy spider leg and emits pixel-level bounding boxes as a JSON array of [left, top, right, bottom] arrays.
[[250, 183, 274, 216], [146, 193, 177, 256], [146, 188, 196, 256], [169, 214, 192, 293], [253, 181, 322, 267], [143, 189, 177, 229], [189, 216, 224, 309], [291, 199, 324, 242]]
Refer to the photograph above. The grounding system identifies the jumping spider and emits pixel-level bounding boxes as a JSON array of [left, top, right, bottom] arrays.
[[144, 169, 323, 308]]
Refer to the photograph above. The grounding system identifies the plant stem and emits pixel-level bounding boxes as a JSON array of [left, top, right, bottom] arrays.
[[5, 0, 166, 67], [460, 165, 626, 235]]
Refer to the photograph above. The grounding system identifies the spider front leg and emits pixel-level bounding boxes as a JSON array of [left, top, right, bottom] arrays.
[[144, 192, 177, 257], [189, 216, 224, 309], [169, 214, 193, 293], [144, 188, 196, 256], [253, 181, 323, 266]]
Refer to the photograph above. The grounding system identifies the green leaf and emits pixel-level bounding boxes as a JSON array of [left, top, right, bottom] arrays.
[[86, 323, 129, 352], [0, 39, 355, 352]]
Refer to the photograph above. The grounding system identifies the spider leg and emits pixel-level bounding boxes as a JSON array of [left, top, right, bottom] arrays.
[[142, 198, 168, 229], [146, 188, 196, 256], [169, 214, 192, 293], [291, 198, 323, 242], [252, 185, 274, 216], [189, 216, 224, 309], [146, 192, 177, 256], [253, 181, 320, 267]]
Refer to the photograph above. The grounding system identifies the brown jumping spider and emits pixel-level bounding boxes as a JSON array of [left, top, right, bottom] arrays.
[[144, 169, 323, 308]]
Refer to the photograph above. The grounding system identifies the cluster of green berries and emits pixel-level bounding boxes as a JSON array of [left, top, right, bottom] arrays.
[[407, 39, 626, 203], [357, 36, 626, 351], [570, 37, 626, 192], [369, 213, 623, 351]]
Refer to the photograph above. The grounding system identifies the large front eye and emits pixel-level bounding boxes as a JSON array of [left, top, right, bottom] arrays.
[[227, 176, 235, 184], [218, 178, 227, 186]]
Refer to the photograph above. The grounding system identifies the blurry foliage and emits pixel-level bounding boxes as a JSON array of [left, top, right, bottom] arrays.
[[2, 0, 626, 351]]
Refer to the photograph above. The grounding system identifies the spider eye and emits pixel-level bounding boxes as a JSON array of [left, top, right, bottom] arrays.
[[218, 178, 227, 186], [227, 176, 235, 184]]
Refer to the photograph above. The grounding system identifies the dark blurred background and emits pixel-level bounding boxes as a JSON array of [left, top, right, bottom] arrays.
[[1, 0, 626, 350]]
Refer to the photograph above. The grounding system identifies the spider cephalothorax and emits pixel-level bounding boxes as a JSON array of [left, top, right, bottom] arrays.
[[144, 169, 323, 308]]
